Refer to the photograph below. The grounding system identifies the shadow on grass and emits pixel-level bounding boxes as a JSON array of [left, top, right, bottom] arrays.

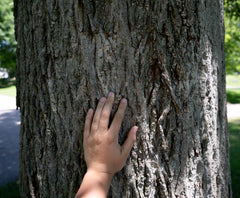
[[0, 79, 16, 89], [0, 180, 20, 198], [227, 89, 240, 104], [228, 119, 240, 198]]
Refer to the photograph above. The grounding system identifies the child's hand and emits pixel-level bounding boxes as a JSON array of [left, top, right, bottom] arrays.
[[83, 92, 138, 175], [75, 92, 137, 198]]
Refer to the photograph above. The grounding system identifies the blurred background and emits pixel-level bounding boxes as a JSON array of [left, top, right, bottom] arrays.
[[0, 0, 239, 197]]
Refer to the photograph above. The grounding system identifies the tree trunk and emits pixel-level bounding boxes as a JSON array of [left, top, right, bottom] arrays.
[[14, 0, 231, 197]]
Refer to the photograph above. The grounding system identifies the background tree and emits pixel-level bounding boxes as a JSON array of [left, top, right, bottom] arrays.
[[14, 0, 231, 197], [0, 0, 16, 77], [225, 0, 240, 19], [224, 0, 240, 74], [225, 16, 240, 74]]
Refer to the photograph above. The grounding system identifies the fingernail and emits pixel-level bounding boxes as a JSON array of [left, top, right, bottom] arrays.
[[88, 108, 93, 114], [108, 92, 114, 97], [121, 98, 127, 103], [132, 127, 138, 142], [133, 126, 138, 133], [100, 97, 106, 102]]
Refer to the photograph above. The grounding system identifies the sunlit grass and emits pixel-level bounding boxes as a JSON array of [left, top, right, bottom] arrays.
[[226, 74, 240, 87], [226, 74, 240, 104], [228, 119, 240, 198], [0, 78, 16, 97], [0, 85, 16, 97]]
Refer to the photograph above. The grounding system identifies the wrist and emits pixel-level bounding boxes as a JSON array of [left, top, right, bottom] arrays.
[[75, 169, 114, 198], [85, 168, 113, 194], [86, 168, 114, 183], [86, 162, 116, 176]]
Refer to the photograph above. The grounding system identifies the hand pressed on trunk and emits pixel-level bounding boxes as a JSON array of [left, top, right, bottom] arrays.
[[75, 92, 138, 198], [84, 92, 138, 175]]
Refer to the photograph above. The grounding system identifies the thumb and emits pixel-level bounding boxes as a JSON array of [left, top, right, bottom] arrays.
[[121, 126, 138, 158]]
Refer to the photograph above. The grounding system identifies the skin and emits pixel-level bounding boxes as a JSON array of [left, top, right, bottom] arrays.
[[75, 92, 138, 198]]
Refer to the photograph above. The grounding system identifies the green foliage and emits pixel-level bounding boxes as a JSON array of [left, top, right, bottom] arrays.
[[0, 0, 15, 45], [227, 89, 240, 103], [225, 15, 240, 74], [228, 119, 240, 198], [0, 0, 16, 77], [224, 0, 240, 74], [0, 180, 20, 198], [0, 45, 16, 77], [225, 0, 240, 19]]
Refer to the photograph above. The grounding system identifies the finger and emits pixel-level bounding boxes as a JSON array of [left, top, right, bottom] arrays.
[[99, 92, 114, 131], [91, 97, 106, 133], [84, 108, 94, 138], [109, 98, 127, 136], [121, 126, 138, 159]]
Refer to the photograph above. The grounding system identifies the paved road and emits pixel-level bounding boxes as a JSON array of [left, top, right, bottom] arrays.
[[0, 94, 239, 187], [0, 95, 20, 187]]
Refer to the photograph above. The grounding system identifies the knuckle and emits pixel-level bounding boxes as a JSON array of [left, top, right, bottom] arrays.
[[84, 124, 89, 130], [116, 110, 124, 118], [94, 135, 102, 145], [91, 120, 98, 129], [84, 128, 89, 134], [91, 125, 98, 132], [119, 103, 126, 111], [83, 140, 87, 148], [117, 109, 124, 116], [86, 113, 91, 118], [106, 135, 114, 144], [92, 118, 98, 125], [101, 111, 109, 120]]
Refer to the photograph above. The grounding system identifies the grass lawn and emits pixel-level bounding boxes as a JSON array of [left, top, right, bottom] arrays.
[[226, 74, 240, 88], [226, 74, 240, 104], [0, 85, 16, 97], [0, 180, 20, 198], [227, 89, 240, 104], [0, 79, 16, 97], [228, 118, 240, 198]]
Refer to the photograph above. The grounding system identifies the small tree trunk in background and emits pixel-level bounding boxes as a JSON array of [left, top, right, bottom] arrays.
[[14, 0, 231, 197]]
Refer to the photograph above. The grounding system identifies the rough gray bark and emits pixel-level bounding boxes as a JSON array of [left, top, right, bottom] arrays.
[[14, 0, 231, 197]]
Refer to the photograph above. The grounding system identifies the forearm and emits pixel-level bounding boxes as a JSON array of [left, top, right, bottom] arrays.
[[75, 169, 113, 198]]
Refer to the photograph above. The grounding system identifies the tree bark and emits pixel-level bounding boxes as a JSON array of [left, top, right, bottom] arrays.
[[14, 0, 231, 197]]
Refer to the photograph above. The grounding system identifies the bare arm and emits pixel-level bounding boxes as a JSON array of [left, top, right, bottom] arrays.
[[75, 92, 138, 198]]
